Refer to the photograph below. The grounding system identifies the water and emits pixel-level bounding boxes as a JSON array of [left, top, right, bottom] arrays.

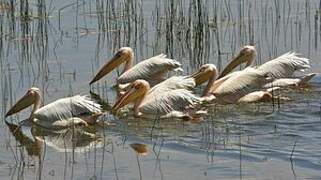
[[1, 0, 321, 179]]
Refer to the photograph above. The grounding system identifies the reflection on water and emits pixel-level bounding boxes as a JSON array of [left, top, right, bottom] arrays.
[[1, 0, 321, 179], [5, 120, 108, 179]]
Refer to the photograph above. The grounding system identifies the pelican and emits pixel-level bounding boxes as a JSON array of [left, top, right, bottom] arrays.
[[89, 47, 182, 87], [209, 67, 274, 104], [187, 62, 286, 103], [263, 73, 316, 88], [5, 87, 104, 129], [149, 63, 274, 104], [112, 79, 206, 120], [236, 87, 280, 103], [215, 46, 312, 95], [147, 64, 218, 96], [189, 46, 312, 104], [218, 46, 257, 79], [218, 46, 311, 82]]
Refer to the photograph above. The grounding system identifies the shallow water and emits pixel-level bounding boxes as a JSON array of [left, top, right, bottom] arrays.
[[1, 0, 321, 179]]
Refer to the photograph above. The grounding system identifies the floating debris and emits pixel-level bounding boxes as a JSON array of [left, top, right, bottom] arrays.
[[130, 143, 148, 156]]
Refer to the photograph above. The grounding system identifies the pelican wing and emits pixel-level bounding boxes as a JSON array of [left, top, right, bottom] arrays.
[[140, 89, 201, 115], [149, 76, 196, 95], [117, 54, 182, 84], [213, 68, 271, 103], [210, 71, 242, 92], [263, 78, 301, 88], [257, 52, 310, 78], [263, 73, 316, 88], [34, 95, 102, 123]]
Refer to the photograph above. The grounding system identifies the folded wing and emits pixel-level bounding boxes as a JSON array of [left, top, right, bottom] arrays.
[[118, 54, 182, 84]]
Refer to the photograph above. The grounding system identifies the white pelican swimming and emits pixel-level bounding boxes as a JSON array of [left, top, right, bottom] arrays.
[[208, 67, 274, 104], [161, 63, 273, 103], [146, 64, 218, 96], [5, 87, 104, 129], [89, 47, 182, 87], [111, 79, 206, 120], [147, 63, 274, 104], [188, 46, 312, 104], [218, 46, 312, 83]]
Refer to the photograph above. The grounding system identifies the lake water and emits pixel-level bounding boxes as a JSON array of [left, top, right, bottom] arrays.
[[0, 0, 321, 179]]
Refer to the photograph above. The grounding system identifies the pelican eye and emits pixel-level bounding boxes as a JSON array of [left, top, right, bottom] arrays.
[[134, 84, 141, 89], [28, 90, 35, 95], [114, 50, 123, 59], [240, 49, 249, 55]]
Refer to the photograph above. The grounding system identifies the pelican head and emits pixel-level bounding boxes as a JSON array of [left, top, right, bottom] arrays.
[[218, 45, 256, 78], [5, 87, 42, 117], [90, 47, 134, 84], [112, 80, 149, 112], [191, 64, 218, 86], [261, 92, 273, 102]]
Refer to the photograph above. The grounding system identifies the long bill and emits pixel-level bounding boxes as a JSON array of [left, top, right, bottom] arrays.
[[191, 70, 213, 86], [5, 93, 35, 117], [89, 52, 126, 85], [111, 88, 141, 113], [218, 49, 255, 79]]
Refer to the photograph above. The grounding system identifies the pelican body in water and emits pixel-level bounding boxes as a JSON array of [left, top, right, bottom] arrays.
[[5, 87, 103, 129], [112, 79, 206, 120], [193, 64, 275, 104], [147, 63, 218, 96], [90, 47, 182, 87], [188, 46, 313, 104], [263, 73, 316, 88], [148, 63, 274, 104], [217, 46, 312, 86]]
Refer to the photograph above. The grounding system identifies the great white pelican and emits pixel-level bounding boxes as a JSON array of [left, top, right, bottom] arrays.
[[89, 47, 182, 87], [5, 87, 104, 129], [148, 63, 275, 104], [189, 46, 313, 103], [218, 46, 310, 78], [152, 63, 274, 104], [111, 79, 207, 120], [146, 64, 218, 96], [217, 46, 312, 85]]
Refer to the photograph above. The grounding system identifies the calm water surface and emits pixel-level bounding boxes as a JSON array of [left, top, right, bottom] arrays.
[[0, 0, 321, 179]]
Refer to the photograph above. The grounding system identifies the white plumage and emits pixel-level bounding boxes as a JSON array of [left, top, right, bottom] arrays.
[[118, 54, 182, 84], [257, 52, 310, 78], [204, 47, 313, 104], [33, 95, 102, 128], [237, 87, 280, 103], [90, 47, 182, 86], [212, 68, 272, 104], [149, 76, 196, 95], [141, 89, 202, 117], [112, 79, 205, 120], [5, 87, 104, 129], [263, 73, 316, 88]]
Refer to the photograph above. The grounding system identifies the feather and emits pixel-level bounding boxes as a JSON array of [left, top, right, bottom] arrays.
[[213, 68, 271, 103], [140, 89, 202, 116], [263, 73, 316, 88], [149, 76, 196, 95], [34, 95, 102, 125], [117, 54, 181, 84], [257, 52, 310, 78]]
